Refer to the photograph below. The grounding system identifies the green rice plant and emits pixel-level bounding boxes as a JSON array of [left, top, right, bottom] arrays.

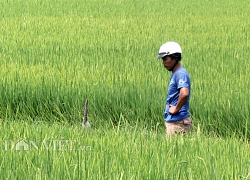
[[0, 121, 249, 179], [0, 0, 249, 139]]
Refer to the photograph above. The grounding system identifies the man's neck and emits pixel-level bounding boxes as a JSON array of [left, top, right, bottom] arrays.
[[172, 63, 181, 73]]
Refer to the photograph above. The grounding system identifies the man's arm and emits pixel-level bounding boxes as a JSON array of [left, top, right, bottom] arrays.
[[169, 87, 189, 115]]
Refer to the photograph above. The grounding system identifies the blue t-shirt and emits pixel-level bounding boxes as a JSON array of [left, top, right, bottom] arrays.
[[164, 67, 191, 122]]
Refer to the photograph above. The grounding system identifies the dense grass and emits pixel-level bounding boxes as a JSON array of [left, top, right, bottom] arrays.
[[0, 0, 249, 178], [0, 121, 249, 179], [1, 0, 249, 138]]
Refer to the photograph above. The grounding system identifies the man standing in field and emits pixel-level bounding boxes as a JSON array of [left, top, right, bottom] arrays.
[[157, 41, 192, 137]]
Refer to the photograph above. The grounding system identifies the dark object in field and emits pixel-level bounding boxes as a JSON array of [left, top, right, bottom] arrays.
[[82, 99, 91, 128]]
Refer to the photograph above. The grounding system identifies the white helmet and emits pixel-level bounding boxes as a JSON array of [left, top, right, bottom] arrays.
[[157, 41, 182, 59]]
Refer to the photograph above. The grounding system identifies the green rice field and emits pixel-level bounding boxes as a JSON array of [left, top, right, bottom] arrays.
[[0, 0, 249, 179]]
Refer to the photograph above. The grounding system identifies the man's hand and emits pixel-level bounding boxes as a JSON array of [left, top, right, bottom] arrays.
[[169, 104, 178, 115]]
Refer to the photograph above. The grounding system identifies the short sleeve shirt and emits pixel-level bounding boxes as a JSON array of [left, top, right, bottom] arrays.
[[164, 67, 191, 122]]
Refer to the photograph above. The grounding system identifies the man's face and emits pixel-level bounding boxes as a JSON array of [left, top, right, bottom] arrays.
[[162, 56, 175, 71]]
